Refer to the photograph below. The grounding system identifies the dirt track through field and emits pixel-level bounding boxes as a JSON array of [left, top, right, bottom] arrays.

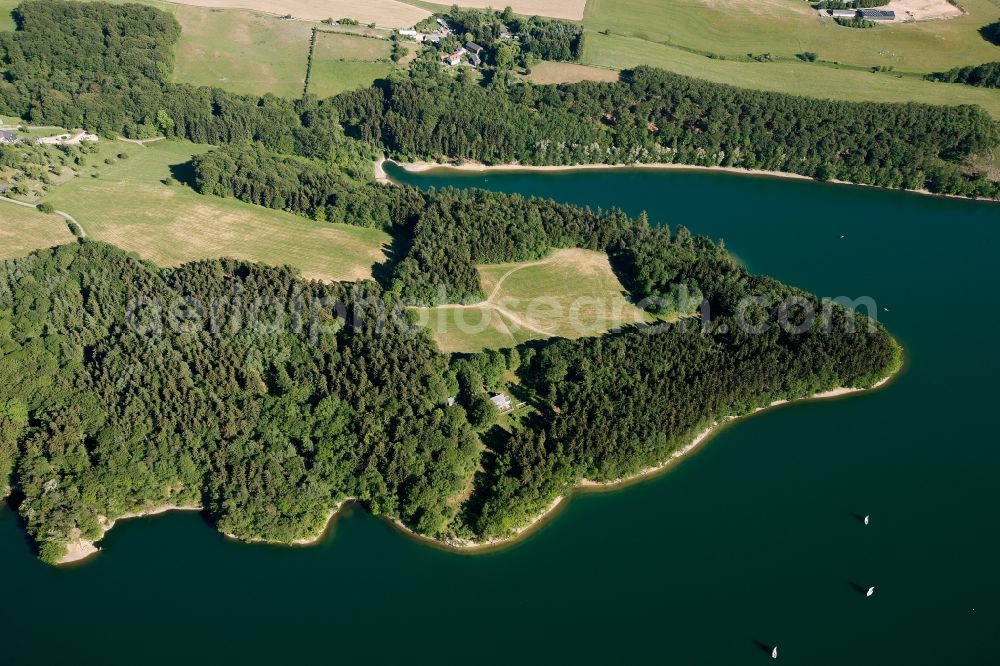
[[428, 258, 557, 337]]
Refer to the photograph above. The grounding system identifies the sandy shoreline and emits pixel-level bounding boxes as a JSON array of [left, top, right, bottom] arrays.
[[386, 159, 996, 202], [374, 156, 390, 184], [53, 378, 896, 564], [222, 497, 356, 546], [578, 377, 893, 491], [59, 498, 358, 565], [394, 159, 814, 182], [59, 504, 203, 565], [389, 375, 896, 551]]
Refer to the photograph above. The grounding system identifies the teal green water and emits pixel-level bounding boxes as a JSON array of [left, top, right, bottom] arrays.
[[3, 168, 998, 664]]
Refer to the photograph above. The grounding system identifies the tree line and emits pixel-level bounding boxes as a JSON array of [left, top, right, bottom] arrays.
[[335, 64, 1000, 198], [927, 62, 1000, 89]]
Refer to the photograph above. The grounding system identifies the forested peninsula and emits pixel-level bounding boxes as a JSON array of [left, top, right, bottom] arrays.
[[0, 2, 907, 563]]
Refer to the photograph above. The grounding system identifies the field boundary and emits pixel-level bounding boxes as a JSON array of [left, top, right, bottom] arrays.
[[302, 26, 318, 97]]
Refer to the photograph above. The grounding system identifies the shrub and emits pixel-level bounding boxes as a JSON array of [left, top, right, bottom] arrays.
[[980, 21, 1000, 46], [836, 17, 877, 28]]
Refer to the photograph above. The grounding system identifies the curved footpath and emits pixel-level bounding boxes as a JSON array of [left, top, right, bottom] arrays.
[[0, 195, 87, 237], [56, 374, 897, 565]]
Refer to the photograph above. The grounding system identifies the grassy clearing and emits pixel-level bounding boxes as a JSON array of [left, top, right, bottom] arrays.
[[41, 140, 389, 282], [526, 61, 621, 84], [582, 31, 1000, 119], [414, 248, 652, 353], [0, 0, 17, 30], [315, 31, 394, 60], [172, 6, 312, 98], [413, 306, 533, 353], [308, 31, 395, 97], [309, 61, 396, 96], [0, 203, 76, 260]]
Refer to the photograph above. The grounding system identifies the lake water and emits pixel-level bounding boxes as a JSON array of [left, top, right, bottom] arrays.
[[2, 167, 998, 664]]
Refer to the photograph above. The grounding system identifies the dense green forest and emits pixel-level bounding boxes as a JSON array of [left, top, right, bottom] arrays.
[[0, 1, 906, 562], [0, 1, 179, 137], [0, 237, 899, 561], [475, 306, 898, 537], [927, 62, 1000, 89], [335, 63, 999, 197], [0, 243, 481, 562]]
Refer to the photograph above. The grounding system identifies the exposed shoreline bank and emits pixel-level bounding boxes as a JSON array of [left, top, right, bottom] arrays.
[[60, 504, 202, 564], [389, 374, 897, 553], [55, 375, 896, 565], [221, 498, 357, 547], [58, 499, 359, 565], [385, 159, 996, 202]]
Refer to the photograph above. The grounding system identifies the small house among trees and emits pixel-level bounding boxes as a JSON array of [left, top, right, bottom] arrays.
[[490, 393, 513, 412]]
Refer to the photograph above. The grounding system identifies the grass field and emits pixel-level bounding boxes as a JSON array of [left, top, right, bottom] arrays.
[[41, 140, 389, 282], [172, 6, 312, 98], [0, 0, 16, 30], [168, 0, 429, 27], [407, 0, 587, 20], [584, 0, 1000, 72], [582, 31, 1000, 119], [413, 248, 653, 353], [0, 203, 77, 260], [526, 61, 621, 84], [571, 0, 1000, 118], [307, 31, 395, 97]]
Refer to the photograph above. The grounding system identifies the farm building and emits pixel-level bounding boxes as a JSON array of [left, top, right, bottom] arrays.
[[465, 41, 484, 55], [442, 47, 466, 66], [422, 34, 441, 43], [828, 8, 858, 18], [490, 393, 513, 412], [399, 29, 417, 36], [468, 53, 481, 67], [859, 8, 896, 20], [0, 130, 18, 144]]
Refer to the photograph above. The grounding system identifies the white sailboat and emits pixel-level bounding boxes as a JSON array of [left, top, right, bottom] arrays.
[[771, 646, 778, 659], [866, 586, 875, 597], [864, 514, 870, 525]]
